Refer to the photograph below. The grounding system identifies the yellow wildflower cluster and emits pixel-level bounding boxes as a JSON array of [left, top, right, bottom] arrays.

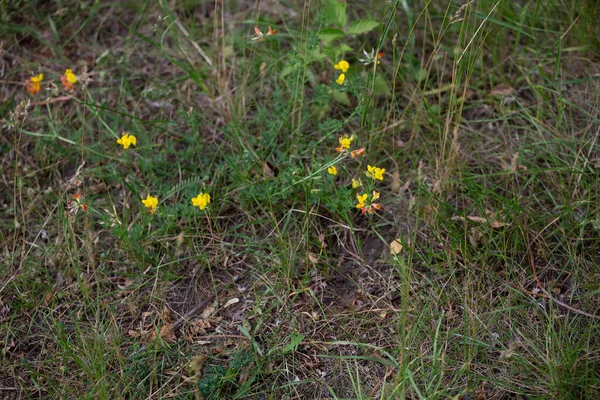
[[61, 69, 77, 91], [334, 60, 349, 85], [356, 191, 381, 214], [366, 165, 385, 181], [25, 68, 78, 95], [26, 73, 44, 94]]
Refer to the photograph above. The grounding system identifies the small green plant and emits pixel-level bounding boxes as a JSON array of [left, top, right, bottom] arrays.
[[197, 350, 255, 399]]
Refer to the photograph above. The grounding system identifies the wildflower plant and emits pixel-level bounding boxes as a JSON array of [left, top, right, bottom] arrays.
[[26, 73, 43, 94]]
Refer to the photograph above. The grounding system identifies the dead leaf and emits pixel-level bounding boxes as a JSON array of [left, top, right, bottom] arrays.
[[175, 231, 185, 247], [223, 298, 239, 308], [469, 228, 483, 246], [162, 305, 173, 323], [453, 215, 509, 228], [490, 83, 515, 97], [308, 252, 319, 264], [157, 324, 177, 343], [116, 276, 133, 290], [128, 330, 140, 338], [262, 162, 274, 177], [201, 302, 217, 319], [390, 239, 403, 255]]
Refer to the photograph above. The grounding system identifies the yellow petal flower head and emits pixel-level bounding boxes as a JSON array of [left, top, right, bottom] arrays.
[[327, 166, 338, 176], [117, 132, 137, 149], [191, 193, 211, 210], [334, 60, 350, 73], [61, 69, 77, 90], [26, 73, 44, 94], [356, 193, 368, 209], [335, 73, 346, 85], [366, 164, 385, 181], [352, 179, 361, 189], [142, 195, 158, 214], [336, 134, 355, 152]]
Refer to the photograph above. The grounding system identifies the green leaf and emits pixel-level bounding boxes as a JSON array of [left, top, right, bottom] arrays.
[[338, 43, 353, 52], [319, 28, 345, 44], [332, 90, 351, 106], [324, 0, 347, 28], [347, 19, 379, 35], [373, 75, 391, 96], [283, 333, 305, 354]]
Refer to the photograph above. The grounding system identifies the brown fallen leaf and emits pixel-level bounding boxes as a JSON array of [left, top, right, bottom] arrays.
[[490, 83, 515, 97], [201, 302, 217, 319], [452, 215, 509, 228], [390, 239, 403, 255], [155, 324, 177, 343], [223, 298, 239, 308]]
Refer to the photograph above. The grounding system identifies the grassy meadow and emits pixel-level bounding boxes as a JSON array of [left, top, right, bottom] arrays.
[[2, 0, 600, 398]]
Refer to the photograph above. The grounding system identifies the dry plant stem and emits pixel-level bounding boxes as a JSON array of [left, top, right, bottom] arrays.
[[30, 95, 74, 106]]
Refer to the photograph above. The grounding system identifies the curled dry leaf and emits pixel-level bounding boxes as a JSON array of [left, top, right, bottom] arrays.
[[490, 83, 515, 97], [116, 276, 133, 290], [223, 298, 239, 308]]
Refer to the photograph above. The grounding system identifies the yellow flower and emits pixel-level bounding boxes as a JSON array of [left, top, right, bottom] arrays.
[[356, 191, 382, 214], [366, 164, 385, 181], [356, 193, 368, 209], [352, 179, 361, 189], [191, 193, 211, 210], [26, 73, 44, 94], [117, 132, 137, 149], [142, 195, 158, 214], [65, 69, 77, 84], [336, 134, 355, 152], [334, 60, 349, 73], [61, 69, 77, 90], [327, 166, 338, 176], [335, 73, 345, 85], [31, 73, 44, 83]]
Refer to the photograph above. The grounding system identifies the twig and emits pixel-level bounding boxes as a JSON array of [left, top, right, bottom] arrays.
[[30, 95, 74, 106]]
